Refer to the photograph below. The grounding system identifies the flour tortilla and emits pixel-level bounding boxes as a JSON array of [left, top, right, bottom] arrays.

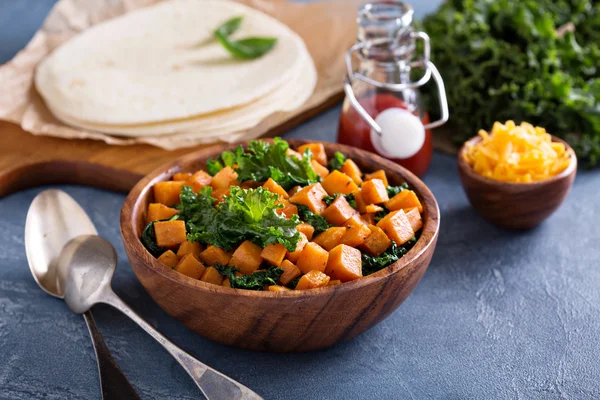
[[46, 49, 317, 136], [35, 0, 307, 125]]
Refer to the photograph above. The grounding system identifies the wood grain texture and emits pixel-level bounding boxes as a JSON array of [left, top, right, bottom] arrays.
[[120, 140, 440, 352], [457, 135, 577, 230]]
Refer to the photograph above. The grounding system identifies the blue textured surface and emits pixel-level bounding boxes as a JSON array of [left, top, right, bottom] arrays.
[[2, 1, 600, 399]]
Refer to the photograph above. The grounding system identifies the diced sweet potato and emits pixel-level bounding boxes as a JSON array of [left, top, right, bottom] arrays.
[[346, 214, 369, 227], [322, 196, 359, 226], [173, 172, 192, 181], [239, 180, 262, 189], [365, 170, 389, 187], [352, 189, 367, 213], [321, 170, 358, 195], [298, 143, 328, 166], [295, 270, 330, 290], [385, 190, 423, 213], [325, 244, 362, 282], [175, 254, 206, 279], [177, 240, 204, 260], [211, 166, 238, 190], [361, 179, 389, 204], [340, 159, 363, 185], [311, 159, 330, 179], [154, 220, 187, 248], [296, 223, 315, 240], [327, 279, 342, 286], [228, 240, 263, 275], [263, 178, 288, 199], [199, 245, 232, 266], [289, 183, 328, 215], [296, 242, 329, 274], [286, 232, 308, 263], [312, 227, 346, 251], [405, 207, 423, 232], [153, 181, 185, 206], [157, 250, 179, 268], [376, 210, 415, 245], [365, 204, 384, 213], [212, 188, 230, 203], [361, 225, 391, 256], [288, 186, 302, 197], [268, 285, 292, 292], [146, 203, 178, 225], [261, 243, 287, 267], [200, 266, 224, 285], [278, 259, 302, 286], [276, 200, 298, 219], [189, 170, 213, 192], [222, 277, 231, 287], [340, 220, 371, 247], [361, 213, 376, 225]]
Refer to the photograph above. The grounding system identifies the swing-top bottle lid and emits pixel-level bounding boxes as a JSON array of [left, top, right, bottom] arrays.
[[357, 1, 415, 61]]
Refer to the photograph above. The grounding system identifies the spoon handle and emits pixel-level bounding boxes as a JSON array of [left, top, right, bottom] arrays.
[[102, 292, 262, 400], [83, 311, 140, 400]]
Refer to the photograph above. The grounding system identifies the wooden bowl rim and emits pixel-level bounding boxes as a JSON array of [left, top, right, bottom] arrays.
[[457, 135, 577, 187], [120, 139, 440, 299]]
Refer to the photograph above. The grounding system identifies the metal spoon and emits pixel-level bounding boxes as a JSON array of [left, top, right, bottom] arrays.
[[56, 234, 262, 400], [25, 190, 139, 400]]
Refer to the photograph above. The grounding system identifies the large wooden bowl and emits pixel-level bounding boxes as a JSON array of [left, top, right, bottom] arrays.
[[458, 135, 577, 229], [120, 140, 440, 352]]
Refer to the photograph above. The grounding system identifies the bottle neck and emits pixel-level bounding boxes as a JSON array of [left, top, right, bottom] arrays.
[[358, 56, 412, 86]]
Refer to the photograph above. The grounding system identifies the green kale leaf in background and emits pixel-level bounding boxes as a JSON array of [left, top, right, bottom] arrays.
[[421, 0, 600, 166]]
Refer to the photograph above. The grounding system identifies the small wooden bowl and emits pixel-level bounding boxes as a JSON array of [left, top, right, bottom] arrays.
[[121, 140, 440, 352], [457, 135, 577, 229]]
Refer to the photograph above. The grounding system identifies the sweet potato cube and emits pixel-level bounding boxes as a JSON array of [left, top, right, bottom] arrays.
[[157, 250, 179, 268], [365, 204, 384, 213], [296, 223, 315, 240], [311, 159, 330, 179], [340, 159, 363, 185], [154, 220, 187, 248], [278, 259, 302, 286], [261, 243, 287, 267], [199, 245, 232, 266], [365, 170, 389, 187], [312, 227, 346, 251], [153, 181, 185, 206], [298, 143, 328, 166], [239, 180, 262, 189], [173, 172, 192, 181], [327, 279, 342, 286], [296, 242, 329, 274], [286, 232, 308, 263], [321, 170, 358, 195], [263, 178, 288, 199], [352, 189, 367, 213], [340, 220, 371, 247], [361, 225, 391, 256], [346, 214, 369, 227], [212, 188, 230, 203], [146, 203, 178, 225], [385, 190, 423, 213], [222, 277, 231, 287], [289, 183, 328, 214], [177, 240, 204, 260], [288, 186, 302, 197], [325, 244, 362, 282], [276, 200, 298, 219], [322, 196, 359, 226], [268, 285, 292, 292], [229, 240, 263, 275], [377, 210, 415, 245], [189, 170, 212, 192], [361, 179, 389, 204], [200, 266, 224, 286], [405, 207, 423, 233], [210, 166, 238, 190], [361, 213, 376, 225], [174, 254, 206, 279], [295, 270, 330, 290]]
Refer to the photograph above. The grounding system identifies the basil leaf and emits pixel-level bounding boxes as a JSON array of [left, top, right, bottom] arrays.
[[215, 31, 278, 59], [215, 16, 243, 37]]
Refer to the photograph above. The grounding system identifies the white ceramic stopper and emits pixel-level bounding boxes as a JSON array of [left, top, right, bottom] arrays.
[[370, 107, 425, 159]]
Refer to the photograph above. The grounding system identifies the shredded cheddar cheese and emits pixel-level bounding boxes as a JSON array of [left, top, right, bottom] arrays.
[[463, 121, 572, 183]]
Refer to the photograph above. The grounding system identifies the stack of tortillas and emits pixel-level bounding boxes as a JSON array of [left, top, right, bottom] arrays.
[[34, 0, 316, 148]]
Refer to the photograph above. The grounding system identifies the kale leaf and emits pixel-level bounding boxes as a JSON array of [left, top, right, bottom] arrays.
[[141, 214, 180, 257], [387, 182, 409, 197], [295, 204, 331, 234], [327, 151, 346, 171], [214, 265, 284, 290], [287, 276, 301, 290], [322, 195, 336, 206], [362, 236, 418, 276], [323, 193, 357, 209], [180, 186, 301, 252]]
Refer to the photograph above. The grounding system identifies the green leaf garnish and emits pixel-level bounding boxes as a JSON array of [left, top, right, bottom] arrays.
[[214, 265, 284, 290], [327, 151, 346, 171], [295, 204, 330, 235], [214, 16, 278, 59], [362, 236, 418, 276]]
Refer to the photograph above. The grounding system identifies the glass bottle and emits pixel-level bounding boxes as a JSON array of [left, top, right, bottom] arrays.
[[337, 1, 448, 177]]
